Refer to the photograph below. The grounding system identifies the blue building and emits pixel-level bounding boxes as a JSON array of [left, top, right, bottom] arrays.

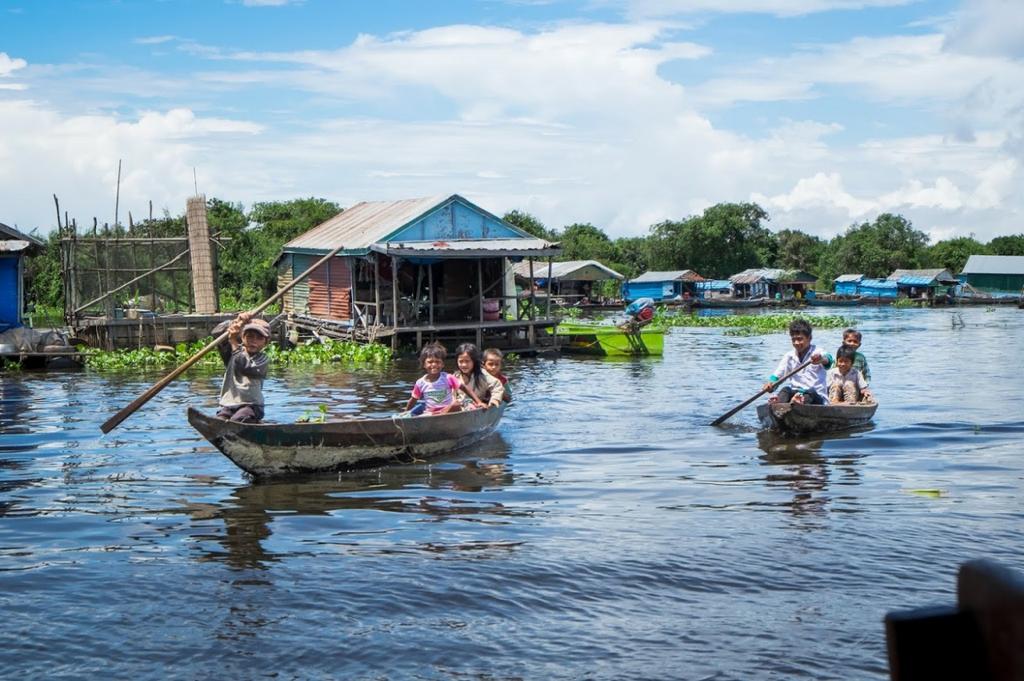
[[887, 268, 957, 299], [1, 223, 45, 332], [857, 278, 898, 299], [621, 270, 704, 302], [276, 194, 561, 350], [833, 274, 864, 296]]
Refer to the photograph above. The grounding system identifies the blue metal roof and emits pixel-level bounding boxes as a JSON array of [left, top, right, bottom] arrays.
[[897, 275, 944, 286]]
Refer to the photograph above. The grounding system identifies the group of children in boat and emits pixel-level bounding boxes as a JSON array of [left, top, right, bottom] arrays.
[[763, 318, 873, 406], [212, 311, 511, 423], [210, 312, 868, 424]]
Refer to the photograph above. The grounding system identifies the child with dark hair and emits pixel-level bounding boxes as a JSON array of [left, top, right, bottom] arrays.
[[842, 328, 871, 384], [763, 318, 833, 405], [453, 342, 503, 409], [405, 342, 485, 416], [212, 312, 270, 422], [482, 348, 512, 403], [828, 345, 873, 404]]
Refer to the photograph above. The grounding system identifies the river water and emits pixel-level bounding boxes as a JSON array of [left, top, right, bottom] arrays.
[[1, 306, 1022, 679]]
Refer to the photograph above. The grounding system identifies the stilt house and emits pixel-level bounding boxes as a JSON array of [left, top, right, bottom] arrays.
[[512, 259, 624, 305], [276, 194, 561, 351], [621, 270, 704, 302]]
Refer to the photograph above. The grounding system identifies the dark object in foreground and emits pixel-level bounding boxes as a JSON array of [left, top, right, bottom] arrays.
[[756, 400, 877, 434], [187, 404, 506, 478], [885, 558, 1024, 681]]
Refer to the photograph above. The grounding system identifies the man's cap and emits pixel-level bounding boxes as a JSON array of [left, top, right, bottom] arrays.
[[242, 319, 271, 338]]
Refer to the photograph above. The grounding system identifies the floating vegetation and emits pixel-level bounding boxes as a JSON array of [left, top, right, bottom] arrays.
[[83, 338, 392, 372], [651, 308, 854, 335]]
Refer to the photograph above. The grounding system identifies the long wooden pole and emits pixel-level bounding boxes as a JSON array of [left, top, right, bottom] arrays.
[[709, 359, 813, 426], [101, 243, 347, 434]]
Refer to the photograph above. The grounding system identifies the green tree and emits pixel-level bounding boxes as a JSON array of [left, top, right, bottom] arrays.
[[817, 213, 929, 281], [988, 234, 1024, 255], [612, 236, 650, 279], [555, 222, 617, 263], [647, 202, 776, 278], [925, 236, 988, 274], [502, 209, 555, 240], [774, 229, 824, 274]]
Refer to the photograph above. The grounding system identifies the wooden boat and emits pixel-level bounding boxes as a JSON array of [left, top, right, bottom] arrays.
[[187, 404, 506, 478], [555, 321, 664, 356], [808, 296, 861, 307], [756, 400, 877, 434], [693, 297, 766, 309]]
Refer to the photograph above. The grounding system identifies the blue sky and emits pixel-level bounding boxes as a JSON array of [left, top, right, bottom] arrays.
[[1, 0, 1021, 242]]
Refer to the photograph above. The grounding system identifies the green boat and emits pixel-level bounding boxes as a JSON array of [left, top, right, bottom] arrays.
[[555, 321, 665, 356]]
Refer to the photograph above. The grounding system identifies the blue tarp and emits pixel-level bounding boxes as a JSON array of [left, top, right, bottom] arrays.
[[857, 278, 898, 298]]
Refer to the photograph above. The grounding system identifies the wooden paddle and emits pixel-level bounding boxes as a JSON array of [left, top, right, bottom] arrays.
[[709, 359, 813, 426], [100, 243, 346, 434]]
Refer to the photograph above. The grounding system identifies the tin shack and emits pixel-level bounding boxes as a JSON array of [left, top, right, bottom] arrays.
[[276, 194, 561, 352], [621, 270, 704, 302], [0, 223, 45, 333], [512, 259, 623, 306]]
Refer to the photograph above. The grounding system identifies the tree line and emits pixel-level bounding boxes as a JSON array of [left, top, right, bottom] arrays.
[[23, 197, 1024, 311]]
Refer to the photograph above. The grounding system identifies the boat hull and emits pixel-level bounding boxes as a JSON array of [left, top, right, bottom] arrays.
[[693, 297, 766, 308], [756, 401, 877, 434], [187, 405, 506, 478], [556, 322, 664, 355]]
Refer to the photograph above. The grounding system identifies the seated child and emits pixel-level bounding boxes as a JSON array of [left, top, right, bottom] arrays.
[[763, 318, 833, 405], [453, 343, 503, 409], [842, 328, 871, 384], [483, 348, 512, 403], [213, 312, 270, 422], [405, 342, 485, 416], [827, 345, 873, 404]]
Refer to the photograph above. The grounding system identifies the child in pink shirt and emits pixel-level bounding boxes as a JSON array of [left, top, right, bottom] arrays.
[[405, 343, 485, 415]]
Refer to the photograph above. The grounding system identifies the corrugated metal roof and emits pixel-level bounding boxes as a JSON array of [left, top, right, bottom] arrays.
[[284, 195, 449, 253], [375, 238, 559, 258], [887, 268, 957, 284], [834, 274, 864, 283], [729, 268, 786, 284], [859, 278, 897, 289], [0, 223, 45, 249], [961, 255, 1024, 275], [512, 259, 624, 280], [629, 270, 704, 283], [0, 240, 31, 253]]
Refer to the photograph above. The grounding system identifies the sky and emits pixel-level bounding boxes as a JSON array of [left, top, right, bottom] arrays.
[[1, 0, 1022, 243]]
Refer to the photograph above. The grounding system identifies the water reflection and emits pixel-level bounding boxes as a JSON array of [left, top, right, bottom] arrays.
[[184, 436, 515, 569], [756, 429, 869, 517]]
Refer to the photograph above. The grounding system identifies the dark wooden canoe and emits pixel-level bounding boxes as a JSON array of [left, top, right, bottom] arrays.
[[693, 297, 766, 308], [188, 404, 506, 478], [756, 400, 877, 434]]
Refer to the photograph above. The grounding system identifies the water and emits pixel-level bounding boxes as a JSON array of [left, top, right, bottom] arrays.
[[1, 306, 1022, 679]]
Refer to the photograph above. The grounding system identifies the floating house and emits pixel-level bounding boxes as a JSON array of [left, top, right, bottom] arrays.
[[512, 259, 623, 304], [729, 268, 818, 299], [0, 223, 45, 332], [695, 279, 733, 299], [959, 255, 1024, 294], [275, 194, 561, 351], [621, 270, 704, 302], [887, 268, 958, 299], [833, 274, 864, 296], [856, 278, 898, 299]]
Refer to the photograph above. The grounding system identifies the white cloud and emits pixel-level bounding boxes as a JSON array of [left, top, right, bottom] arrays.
[[0, 52, 27, 77], [134, 35, 176, 45], [627, 0, 914, 18], [943, 0, 1024, 58]]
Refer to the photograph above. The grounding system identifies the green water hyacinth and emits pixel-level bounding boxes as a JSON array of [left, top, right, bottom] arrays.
[[83, 338, 392, 372], [651, 308, 854, 335]]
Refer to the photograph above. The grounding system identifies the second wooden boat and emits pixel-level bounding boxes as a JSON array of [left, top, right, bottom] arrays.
[[756, 400, 877, 434], [188, 404, 506, 478]]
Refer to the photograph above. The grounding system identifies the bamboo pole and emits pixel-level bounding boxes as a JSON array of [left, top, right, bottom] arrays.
[[100, 243, 347, 434]]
